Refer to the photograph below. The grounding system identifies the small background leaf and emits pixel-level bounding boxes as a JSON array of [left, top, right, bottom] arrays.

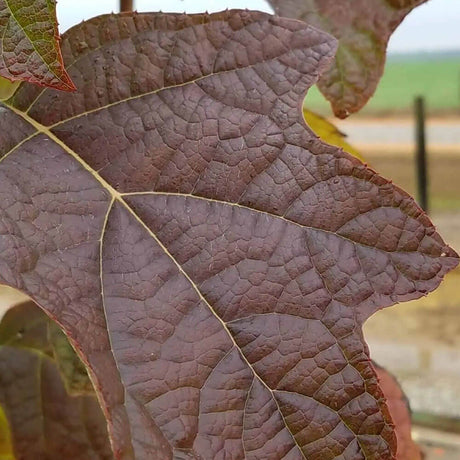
[[303, 107, 363, 160], [0, 301, 112, 460], [0, 0, 75, 91], [269, 0, 428, 118], [375, 363, 423, 460], [48, 323, 94, 395]]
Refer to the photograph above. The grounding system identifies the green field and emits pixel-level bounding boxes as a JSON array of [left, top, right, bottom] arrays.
[[305, 52, 460, 116]]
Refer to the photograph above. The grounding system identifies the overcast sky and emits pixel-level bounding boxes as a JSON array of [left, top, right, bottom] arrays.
[[57, 0, 460, 54]]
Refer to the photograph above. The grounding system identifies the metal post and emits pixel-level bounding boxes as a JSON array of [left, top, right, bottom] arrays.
[[414, 96, 429, 213], [120, 0, 133, 11]]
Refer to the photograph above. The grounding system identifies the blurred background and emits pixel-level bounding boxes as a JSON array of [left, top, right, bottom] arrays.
[[2, 0, 460, 458]]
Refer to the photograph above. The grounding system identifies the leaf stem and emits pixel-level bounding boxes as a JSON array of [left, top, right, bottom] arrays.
[[120, 0, 133, 12]]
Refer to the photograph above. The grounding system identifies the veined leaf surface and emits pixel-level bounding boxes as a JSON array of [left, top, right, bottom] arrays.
[[0, 0, 75, 91], [0, 10, 457, 459]]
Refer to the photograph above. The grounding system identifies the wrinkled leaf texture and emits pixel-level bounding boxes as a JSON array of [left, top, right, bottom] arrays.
[[268, 0, 428, 118], [0, 10, 457, 460], [0, 301, 113, 459], [0, 0, 75, 91]]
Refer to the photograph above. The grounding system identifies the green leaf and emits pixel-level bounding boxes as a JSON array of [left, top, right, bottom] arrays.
[[0, 301, 94, 396], [48, 323, 94, 396], [0, 301, 113, 460], [0, 0, 75, 91], [0, 299, 51, 353]]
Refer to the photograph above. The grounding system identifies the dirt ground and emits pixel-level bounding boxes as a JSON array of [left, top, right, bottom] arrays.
[[335, 117, 460, 151]]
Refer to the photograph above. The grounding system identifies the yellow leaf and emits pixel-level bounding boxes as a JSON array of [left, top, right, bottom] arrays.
[[0, 405, 14, 460], [303, 108, 363, 161]]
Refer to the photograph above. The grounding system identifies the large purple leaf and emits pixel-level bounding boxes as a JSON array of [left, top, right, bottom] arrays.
[[0, 301, 113, 459], [268, 0, 427, 118], [0, 0, 75, 91], [0, 10, 457, 459]]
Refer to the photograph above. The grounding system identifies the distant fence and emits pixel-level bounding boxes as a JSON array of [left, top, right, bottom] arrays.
[[415, 96, 429, 213]]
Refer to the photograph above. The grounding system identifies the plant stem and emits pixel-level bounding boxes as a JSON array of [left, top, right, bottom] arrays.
[[120, 0, 133, 11]]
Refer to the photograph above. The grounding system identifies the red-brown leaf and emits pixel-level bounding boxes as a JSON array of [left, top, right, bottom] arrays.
[[268, 0, 428, 118], [375, 364, 423, 460], [0, 10, 457, 459]]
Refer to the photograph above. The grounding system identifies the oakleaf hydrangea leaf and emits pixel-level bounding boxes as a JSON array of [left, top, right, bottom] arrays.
[[0, 10, 457, 459]]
